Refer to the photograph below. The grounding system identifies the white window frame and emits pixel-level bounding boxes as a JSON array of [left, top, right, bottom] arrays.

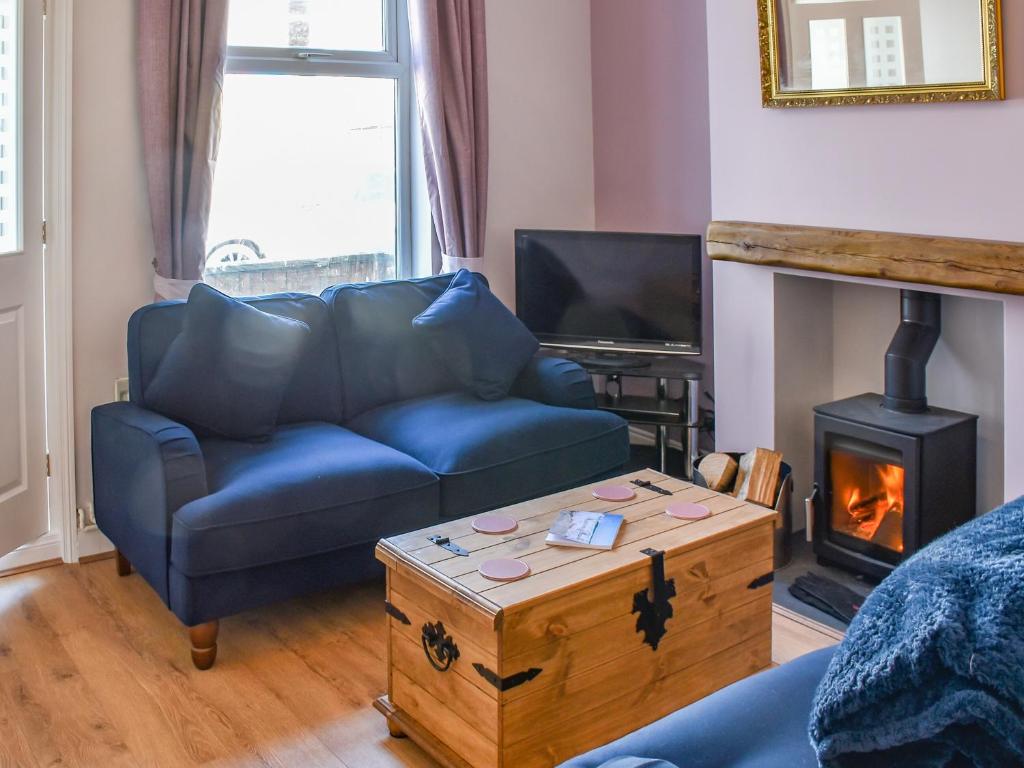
[[221, 0, 414, 279], [0, 0, 23, 255]]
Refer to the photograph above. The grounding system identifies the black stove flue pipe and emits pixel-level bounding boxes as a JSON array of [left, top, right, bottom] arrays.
[[883, 290, 941, 413]]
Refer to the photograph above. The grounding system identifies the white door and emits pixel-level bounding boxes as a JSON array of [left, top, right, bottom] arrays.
[[0, 0, 47, 558]]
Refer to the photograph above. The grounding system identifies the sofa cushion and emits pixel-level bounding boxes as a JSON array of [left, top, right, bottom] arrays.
[[413, 270, 539, 401], [559, 647, 836, 768], [147, 284, 311, 440], [347, 393, 630, 518], [129, 292, 345, 427], [171, 423, 439, 576], [322, 274, 477, 419]]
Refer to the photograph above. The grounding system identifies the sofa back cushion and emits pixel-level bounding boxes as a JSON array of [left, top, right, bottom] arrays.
[[128, 293, 344, 426], [145, 284, 311, 441], [322, 274, 479, 419], [412, 270, 539, 401]]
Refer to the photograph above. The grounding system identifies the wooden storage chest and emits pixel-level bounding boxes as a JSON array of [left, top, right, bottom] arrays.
[[374, 468, 777, 768]]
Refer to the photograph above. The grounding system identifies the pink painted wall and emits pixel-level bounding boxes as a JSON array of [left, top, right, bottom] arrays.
[[706, 0, 1024, 242], [706, 0, 1024, 503], [590, 0, 714, 392]]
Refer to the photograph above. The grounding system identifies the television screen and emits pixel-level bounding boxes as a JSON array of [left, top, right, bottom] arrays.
[[515, 230, 702, 356]]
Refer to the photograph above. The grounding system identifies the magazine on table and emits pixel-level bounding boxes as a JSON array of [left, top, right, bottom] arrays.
[[546, 510, 624, 550]]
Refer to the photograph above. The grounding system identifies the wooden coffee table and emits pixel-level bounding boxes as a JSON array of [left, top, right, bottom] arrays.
[[374, 468, 778, 768]]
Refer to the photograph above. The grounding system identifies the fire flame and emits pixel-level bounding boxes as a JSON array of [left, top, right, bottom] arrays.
[[879, 463, 905, 517], [839, 461, 905, 553]]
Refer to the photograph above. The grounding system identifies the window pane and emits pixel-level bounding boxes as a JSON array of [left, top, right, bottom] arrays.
[[228, 0, 386, 52], [0, 0, 19, 253], [206, 74, 397, 296]]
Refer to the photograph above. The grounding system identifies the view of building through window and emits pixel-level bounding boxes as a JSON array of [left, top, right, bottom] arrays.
[[227, 0, 385, 52], [206, 0, 404, 296]]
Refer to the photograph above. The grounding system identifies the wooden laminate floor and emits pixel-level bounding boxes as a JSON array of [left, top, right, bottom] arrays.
[[0, 558, 841, 768]]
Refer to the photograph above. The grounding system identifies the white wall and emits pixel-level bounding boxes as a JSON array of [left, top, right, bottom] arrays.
[[772, 276, 835, 509], [483, 0, 596, 306], [72, 3, 154, 509]]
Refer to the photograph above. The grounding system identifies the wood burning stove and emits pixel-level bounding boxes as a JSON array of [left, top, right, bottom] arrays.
[[811, 291, 977, 580]]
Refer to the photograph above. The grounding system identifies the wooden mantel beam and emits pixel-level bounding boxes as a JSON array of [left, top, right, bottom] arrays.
[[706, 221, 1024, 297]]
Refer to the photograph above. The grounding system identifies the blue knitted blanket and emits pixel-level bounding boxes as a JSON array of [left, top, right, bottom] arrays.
[[809, 497, 1024, 767]]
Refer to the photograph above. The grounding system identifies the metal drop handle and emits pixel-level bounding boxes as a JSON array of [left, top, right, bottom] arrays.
[[421, 621, 460, 672]]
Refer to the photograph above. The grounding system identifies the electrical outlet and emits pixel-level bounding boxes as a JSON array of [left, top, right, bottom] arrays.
[[114, 377, 130, 402]]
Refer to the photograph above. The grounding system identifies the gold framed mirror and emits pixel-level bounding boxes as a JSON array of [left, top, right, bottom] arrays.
[[759, 0, 1004, 107]]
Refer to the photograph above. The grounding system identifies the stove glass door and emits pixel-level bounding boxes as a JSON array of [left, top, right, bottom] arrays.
[[828, 440, 905, 557]]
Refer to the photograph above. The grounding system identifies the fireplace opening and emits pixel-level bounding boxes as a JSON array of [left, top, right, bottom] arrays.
[[829, 443, 905, 556], [811, 289, 978, 580]]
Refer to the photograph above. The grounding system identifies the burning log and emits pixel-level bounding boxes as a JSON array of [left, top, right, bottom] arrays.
[[849, 492, 885, 522], [872, 503, 905, 553]]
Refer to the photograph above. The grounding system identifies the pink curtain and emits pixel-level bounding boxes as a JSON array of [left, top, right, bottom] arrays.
[[408, 0, 489, 274], [138, 0, 230, 300]]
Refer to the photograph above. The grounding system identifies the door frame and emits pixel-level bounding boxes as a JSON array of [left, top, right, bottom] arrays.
[[0, 0, 73, 574], [45, 0, 76, 563]]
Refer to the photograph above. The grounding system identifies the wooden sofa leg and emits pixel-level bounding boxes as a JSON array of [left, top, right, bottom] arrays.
[[189, 621, 220, 670], [115, 550, 132, 577]]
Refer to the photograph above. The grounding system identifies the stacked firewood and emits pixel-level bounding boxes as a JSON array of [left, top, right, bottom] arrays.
[[697, 448, 784, 509]]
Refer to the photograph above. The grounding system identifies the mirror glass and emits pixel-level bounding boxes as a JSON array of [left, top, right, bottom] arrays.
[[775, 0, 986, 93]]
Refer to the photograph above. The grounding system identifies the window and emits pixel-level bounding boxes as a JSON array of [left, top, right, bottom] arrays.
[[808, 18, 849, 91], [0, 0, 19, 254], [863, 17, 906, 87], [206, 0, 413, 296]]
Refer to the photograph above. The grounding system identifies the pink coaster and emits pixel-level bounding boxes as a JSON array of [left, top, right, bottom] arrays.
[[593, 484, 637, 502], [478, 558, 531, 582], [472, 514, 519, 535], [666, 502, 712, 521]]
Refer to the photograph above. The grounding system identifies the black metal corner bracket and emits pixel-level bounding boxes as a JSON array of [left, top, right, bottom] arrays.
[[385, 601, 411, 625], [429, 535, 469, 557], [632, 479, 673, 496], [421, 621, 460, 672], [632, 548, 677, 651], [473, 663, 543, 692], [748, 572, 775, 590]]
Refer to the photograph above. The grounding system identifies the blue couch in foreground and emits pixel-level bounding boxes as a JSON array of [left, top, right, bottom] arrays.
[[561, 647, 836, 768], [92, 274, 629, 668]]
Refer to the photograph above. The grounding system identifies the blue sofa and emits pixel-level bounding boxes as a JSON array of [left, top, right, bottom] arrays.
[[92, 274, 629, 668], [560, 647, 836, 768]]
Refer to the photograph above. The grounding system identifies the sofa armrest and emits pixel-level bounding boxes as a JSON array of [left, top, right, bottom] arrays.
[[511, 356, 597, 409], [91, 402, 208, 604]]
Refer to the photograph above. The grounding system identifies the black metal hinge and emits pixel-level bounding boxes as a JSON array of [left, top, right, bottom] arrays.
[[384, 601, 411, 625], [632, 548, 677, 651], [429, 535, 469, 557], [748, 572, 775, 590], [632, 479, 673, 496], [473, 663, 543, 692]]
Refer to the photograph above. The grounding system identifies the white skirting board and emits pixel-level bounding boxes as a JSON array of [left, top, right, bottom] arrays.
[[628, 425, 685, 451], [0, 531, 62, 572], [78, 526, 114, 560], [0, 527, 113, 573]]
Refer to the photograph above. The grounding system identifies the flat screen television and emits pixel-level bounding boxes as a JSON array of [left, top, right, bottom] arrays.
[[515, 229, 702, 360]]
